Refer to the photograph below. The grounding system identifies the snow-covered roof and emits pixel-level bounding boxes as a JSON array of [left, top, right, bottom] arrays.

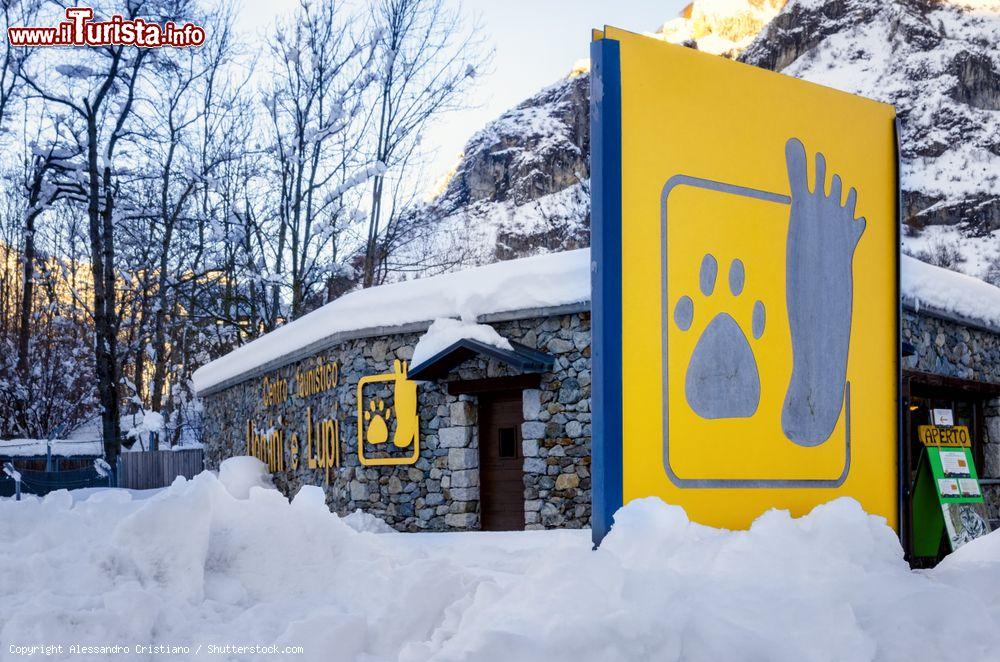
[[901, 253, 1000, 331], [193, 246, 1000, 395], [192, 249, 591, 394], [0, 438, 103, 458]]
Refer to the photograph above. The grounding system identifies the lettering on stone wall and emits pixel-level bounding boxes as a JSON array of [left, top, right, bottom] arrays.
[[305, 404, 341, 484], [260, 376, 288, 408], [244, 358, 421, 480], [246, 419, 286, 472], [296, 358, 339, 398], [247, 359, 343, 484], [246, 406, 342, 484]]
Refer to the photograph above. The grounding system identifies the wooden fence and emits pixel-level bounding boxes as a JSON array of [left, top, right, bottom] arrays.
[[117, 449, 205, 490]]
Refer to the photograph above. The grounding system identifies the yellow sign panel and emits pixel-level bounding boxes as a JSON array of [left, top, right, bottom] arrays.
[[592, 27, 899, 535], [918, 425, 971, 448], [357, 360, 420, 466]]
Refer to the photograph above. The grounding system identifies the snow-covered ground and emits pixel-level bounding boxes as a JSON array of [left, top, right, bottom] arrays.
[[2, 458, 1000, 661]]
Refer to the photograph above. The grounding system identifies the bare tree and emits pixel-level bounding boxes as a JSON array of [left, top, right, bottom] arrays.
[[361, 0, 488, 287], [17, 0, 164, 460], [262, 0, 376, 320], [0, 0, 492, 448], [0, 0, 41, 124], [145, 9, 238, 422]]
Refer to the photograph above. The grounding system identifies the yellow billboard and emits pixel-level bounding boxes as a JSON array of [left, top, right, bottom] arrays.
[[590, 27, 899, 540]]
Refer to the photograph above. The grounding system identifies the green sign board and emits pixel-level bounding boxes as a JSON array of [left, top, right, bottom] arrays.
[[912, 441, 991, 556]]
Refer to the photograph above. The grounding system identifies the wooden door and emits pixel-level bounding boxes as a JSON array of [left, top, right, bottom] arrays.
[[478, 394, 525, 531]]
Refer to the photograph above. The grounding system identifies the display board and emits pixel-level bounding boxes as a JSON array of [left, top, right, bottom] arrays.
[[590, 26, 900, 542], [911, 425, 990, 555]]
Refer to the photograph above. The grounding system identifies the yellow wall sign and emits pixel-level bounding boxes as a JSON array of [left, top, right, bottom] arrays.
[[357, 360, 421, 466], [918, 425, 971, 448], [590, 27, 899, 541]]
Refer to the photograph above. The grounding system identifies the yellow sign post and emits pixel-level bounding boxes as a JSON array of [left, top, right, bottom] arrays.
[[591, 27, 899, 542]]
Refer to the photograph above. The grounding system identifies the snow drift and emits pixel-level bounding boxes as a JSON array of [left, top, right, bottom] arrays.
[[3, 458, 1000, 661]]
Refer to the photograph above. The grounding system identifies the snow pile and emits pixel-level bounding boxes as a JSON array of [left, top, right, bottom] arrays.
[[193, 249, 590, 393], [343, 508, 398, 534], [217, 456, 274, 499], [411, 317, 514, 368], [902, 253, 1000, 329], [3, 461, 1000, 661]]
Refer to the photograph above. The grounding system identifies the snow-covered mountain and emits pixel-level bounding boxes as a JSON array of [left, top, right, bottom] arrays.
[[740, 0, 1000, 279], [658, 0, 788, 56], [414, 70, 591, 267], [417, 0, 999, 281], [413, 0, 782, 267]]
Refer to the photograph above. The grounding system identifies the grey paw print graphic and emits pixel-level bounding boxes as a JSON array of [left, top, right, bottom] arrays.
[[674, 254, 766, 419]]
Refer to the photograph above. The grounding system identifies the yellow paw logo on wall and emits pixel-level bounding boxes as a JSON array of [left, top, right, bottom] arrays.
[[357, 359, 420, 466]]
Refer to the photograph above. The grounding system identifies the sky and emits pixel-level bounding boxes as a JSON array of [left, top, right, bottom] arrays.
[[231, 0, 687, 193]]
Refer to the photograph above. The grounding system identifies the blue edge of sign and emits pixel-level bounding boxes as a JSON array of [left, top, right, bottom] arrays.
[[590, 36, 623, 546], [589, 38, 904, 549]]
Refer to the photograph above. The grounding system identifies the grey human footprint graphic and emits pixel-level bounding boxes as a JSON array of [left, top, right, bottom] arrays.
[[675, 255, 766, 419], [781, 138, 866, 446]]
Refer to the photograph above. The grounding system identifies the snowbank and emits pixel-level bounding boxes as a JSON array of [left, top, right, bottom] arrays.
[[193, 249, 590, 393], [411, 317, 514, 367], [3, 459, 1000, 661], [902, 253, 1000, 329]]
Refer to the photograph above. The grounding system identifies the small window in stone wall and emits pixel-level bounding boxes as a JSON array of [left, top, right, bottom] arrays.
[[498, 426, 518, 458]]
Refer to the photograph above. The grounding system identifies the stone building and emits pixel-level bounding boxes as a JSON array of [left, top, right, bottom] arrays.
[[195, 250, 592, 532], [195, 248, 1000, 539]]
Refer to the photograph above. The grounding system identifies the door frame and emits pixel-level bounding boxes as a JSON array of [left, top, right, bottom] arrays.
[[475, 387, 527, 531]]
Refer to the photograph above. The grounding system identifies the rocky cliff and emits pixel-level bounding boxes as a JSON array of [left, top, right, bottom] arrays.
[[415, 70, 591, 266], [740, 0, 1000, 278], [417, 0, 999, 280]]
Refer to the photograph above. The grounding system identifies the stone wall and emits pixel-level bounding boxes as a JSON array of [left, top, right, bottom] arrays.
[[200, 310, 591, 532], [903, 308, 1000, 384]]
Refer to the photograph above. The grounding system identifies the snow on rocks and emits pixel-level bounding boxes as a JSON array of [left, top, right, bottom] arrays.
[[411, 317, 514, 368], [741, 0, 1000, 278], [192, 249, 590, 393], [654, 0, 788, 56], [3, 467, 1000, 661]]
